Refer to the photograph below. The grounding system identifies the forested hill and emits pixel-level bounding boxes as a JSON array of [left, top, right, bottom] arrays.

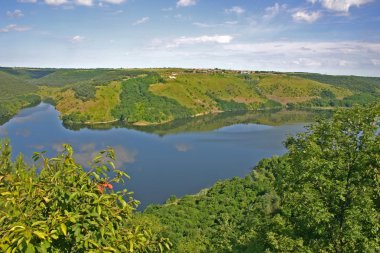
[[1, 67, 380, 126], [1, 102, 379, 252], [144, 103, 380, 252]]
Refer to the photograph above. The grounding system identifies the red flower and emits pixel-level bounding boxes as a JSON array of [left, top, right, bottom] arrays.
[[97, 184, 104, 194], [97, 182, 113, 194]]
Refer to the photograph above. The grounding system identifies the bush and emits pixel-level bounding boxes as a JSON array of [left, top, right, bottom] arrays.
[[0, 141, 171, 252]]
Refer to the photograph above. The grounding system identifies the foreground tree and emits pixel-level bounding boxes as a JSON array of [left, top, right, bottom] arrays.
[[266, 103, 380, 252], [0, 142, 171, 253]]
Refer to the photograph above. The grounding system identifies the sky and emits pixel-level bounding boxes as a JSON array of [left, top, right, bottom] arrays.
[[0, 0, 379, 76]]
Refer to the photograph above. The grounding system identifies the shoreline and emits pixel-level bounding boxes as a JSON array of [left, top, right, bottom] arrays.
[[62, 105, 334, 128]]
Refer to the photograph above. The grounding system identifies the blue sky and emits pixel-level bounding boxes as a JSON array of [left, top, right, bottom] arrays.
[[0, 0, 379, 76]]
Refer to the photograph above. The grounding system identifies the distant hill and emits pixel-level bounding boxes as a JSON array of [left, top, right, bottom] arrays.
[[0, 67, 379, 126], [0, 70, 40, 124], [0, 71, 38, 99], [289, 72, 380, 93]]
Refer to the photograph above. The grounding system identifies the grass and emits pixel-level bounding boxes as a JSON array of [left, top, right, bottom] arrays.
[[39, 81, 122, 122], [1, 67, 375, 126], [150, 72, 264, 114], [289, 72, 380, 94], [255, 74, 353, 105]]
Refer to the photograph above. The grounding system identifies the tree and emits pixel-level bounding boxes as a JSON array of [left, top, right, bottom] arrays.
[[0, 140, 171, 253], [267, 103, 380, 252]]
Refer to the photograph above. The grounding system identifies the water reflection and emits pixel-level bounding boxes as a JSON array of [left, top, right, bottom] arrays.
[[63, 108, 331, 136], [0, 103, 329, 209]]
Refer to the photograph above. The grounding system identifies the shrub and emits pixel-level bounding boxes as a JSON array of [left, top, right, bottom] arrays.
[[0, 141, 171, 253]]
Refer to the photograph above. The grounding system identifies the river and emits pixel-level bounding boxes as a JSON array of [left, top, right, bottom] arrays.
[[0, 103, 318, 209]]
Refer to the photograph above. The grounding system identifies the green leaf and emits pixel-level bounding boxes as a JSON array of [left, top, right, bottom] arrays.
[[25, 243, 35, 253], [10, 225, 25, 231], [60, 223, 67, 236], [31, 221, 46, 227], [33, 231, 46, 240]]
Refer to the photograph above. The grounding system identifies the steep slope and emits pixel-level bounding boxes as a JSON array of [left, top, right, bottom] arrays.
[[150, 71, 265, 114], [256, 74, 352, 105], [0, 70, 38, 98]]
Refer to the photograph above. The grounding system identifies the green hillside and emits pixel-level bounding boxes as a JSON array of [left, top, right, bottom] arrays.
[[144, 103, 380, 252], [290, 72, 380, 93], [150, 71, 265, 114], [0, 71, 38, 98], [255, 74, 352, 104], [0, 70, 40, 124], [1, 67, 379, 126]]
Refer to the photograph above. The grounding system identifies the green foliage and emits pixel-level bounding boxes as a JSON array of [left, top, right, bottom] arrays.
[[146, 103, 380, 252], [72, 83, 97, 101], [0, 71, 38, 98], [290, 72, 380, 94], [0, 70, 41, 124], [214, 98, 247, 111], [271, 103, 380, 252], [320, 89, 336, 99], [112, 73, 191, 123], [62, 112, 90, 124], [0, 67, 56, 80], [31, 69, 148, 87], [341, 93, 379, 106], [0, 141, 171, 253], [259, 99, 282, 109], [0, 95, 41, 125]]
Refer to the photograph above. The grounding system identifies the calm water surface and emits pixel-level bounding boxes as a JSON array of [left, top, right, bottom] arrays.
[[0, 103, 307, 209]]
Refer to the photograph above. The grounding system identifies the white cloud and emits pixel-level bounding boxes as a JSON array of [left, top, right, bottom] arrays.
[[111, 10, 124, 15], [193, 22, 215, 28], [175, 143, 192, 152], [293, 58, 322, 67], [44, 0, 67, 5], [101, 0, 125, 4], [224, 41, 380, 55], [0, 127, 8, 136], [7, 10, 24, 18], [311, 0, 373, 13], [292, 10, 322, 23], [75, 0, 93, 6], [264, 3, 287, 19], [214, 41, 379, 75], [133, 16, 150, 25], [168, 35, 234, 47], [338, 60, 355, 66], [225, 6, 245, 15], [70, 35, 85, 43], [0, 24, 30, 33], [162, 7, 174, 11], [192, 21, 238, 28], [177, 0, 197, 7], [74, 144, 137, 168], [225, 21, 238, 25]]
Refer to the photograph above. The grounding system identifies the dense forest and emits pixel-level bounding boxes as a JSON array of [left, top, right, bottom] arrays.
[[1, 103, 379, 252], [1, 67, 380, 126]]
